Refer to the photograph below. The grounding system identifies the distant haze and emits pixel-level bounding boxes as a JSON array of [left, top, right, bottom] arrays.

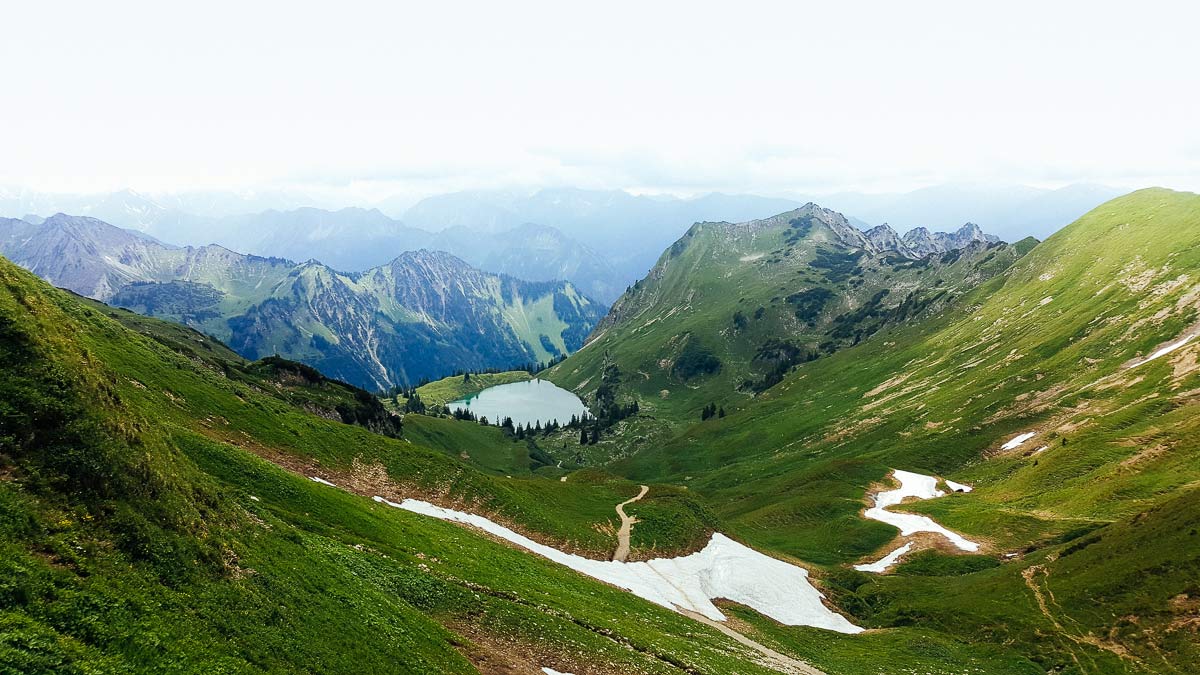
[[2, 1, 1197, 199]]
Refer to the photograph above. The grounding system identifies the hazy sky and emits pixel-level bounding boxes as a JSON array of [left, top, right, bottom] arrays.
[[3, 0, 1198, 201]]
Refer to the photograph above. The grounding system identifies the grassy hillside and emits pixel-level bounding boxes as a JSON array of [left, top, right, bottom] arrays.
[[405, 369, 533, 407], [590, 188, 1200, 671], [4, 188, 1198, 674], [546, 205, 1032, 432], [0, 254, 845, 674]]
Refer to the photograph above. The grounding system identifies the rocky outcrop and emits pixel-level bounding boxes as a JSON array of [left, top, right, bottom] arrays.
[[865, 224, 916, 256], [902, 223, 997, 257]]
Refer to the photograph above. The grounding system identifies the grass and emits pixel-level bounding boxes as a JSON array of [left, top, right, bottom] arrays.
[[545, 188, 1200, 672], [4, 188, 1200, 673], [0, 255, 798, 674], [546, 207, 1028, 436], [408, 370, 532, 406]]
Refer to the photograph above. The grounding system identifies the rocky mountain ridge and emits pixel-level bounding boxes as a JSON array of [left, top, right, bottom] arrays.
[[0, 215, 603, 389]]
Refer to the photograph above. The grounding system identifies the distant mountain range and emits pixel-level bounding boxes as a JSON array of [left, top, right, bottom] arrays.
[[0, 183, 1123, 304], [0, 214, 603, 389], [403, 188, 808, 291]]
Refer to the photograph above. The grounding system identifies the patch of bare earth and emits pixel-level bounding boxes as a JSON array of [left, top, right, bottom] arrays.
[[1022, 564, 1139, 664], [452, 623, 593, 675]]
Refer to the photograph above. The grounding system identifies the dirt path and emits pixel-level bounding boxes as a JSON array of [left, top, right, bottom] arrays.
[[612, 484, 649, 562], [678, 609, 827, 675], [1022, 564, 1136, 665]]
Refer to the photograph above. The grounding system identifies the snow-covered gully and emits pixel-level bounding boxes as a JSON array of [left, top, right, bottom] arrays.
[[854, 469, 979, 573], [306, 475, 860, 637], [375, 495, 863, 634]]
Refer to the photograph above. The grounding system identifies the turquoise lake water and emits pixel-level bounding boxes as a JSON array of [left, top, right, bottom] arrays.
[[447, 379, 590, 427]]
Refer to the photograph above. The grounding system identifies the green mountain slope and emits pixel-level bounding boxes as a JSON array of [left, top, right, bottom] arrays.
[[575, 188, 1200, 671], [0, 215, 605, 390], [4, 188, 1199, 674], [0, 254, 828, 674], [547, 204, 1029, 427]]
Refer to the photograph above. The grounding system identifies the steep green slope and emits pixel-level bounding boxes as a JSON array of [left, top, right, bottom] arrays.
[[600, 188, 1200, 671], [0, 255, 832, 674], [547, 205, 1028, 430]]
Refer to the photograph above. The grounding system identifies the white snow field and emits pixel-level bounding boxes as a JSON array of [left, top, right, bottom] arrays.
[[854, 542, 913, 573], [374, 496, 863, 634], [542, 669, 574, 675], [944, 479, 973, 493], [862, 470, 980, 553], [1001, 432, 1036, 450], [1128, 334, 1195, 369]]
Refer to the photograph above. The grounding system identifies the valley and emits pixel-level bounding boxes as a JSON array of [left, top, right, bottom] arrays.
[[7, 7, 1197, 673], [1, 188, 1198, 674]]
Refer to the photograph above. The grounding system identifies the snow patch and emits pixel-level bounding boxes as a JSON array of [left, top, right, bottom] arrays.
[[1040, 296, 1053, 306], [1127, 334, 1195, 369], [945, 479, 973, 493], [854, 542, 912, 573], [542, 669, 575, 675], [862, 470, 979, 552], [739, 253, 765, 262], [309, 476, 337, 487], [374, 496, 862, 634], [1001, 432, 1036, 450]]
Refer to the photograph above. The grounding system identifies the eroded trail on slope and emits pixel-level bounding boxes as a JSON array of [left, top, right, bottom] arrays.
[[1022, 563, 1136, 664], [613, 484, 649, 562]]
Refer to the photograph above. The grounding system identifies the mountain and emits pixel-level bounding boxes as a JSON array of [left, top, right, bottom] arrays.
[[404, 188, 808, 287], [0, 214, 180, 299], [3, 189, 1200, 673], [26, 202, 622, 304], [0, 254, 776, 674], [863, 223, 913, 255], [4, 184, 1123, 305], [547, 203, 1027, 422], [0, 215, 604, 389], [900, 222, 997, 257], [547, 188, 1200, 672]]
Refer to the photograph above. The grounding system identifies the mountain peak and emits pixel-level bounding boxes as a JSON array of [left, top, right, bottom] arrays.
[[387, 248, 473, 271], [902, 223, 1000, 257], [864, 223, 914, 255]]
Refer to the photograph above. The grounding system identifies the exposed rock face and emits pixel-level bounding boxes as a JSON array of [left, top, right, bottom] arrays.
[[0, 216, 604, 389], [0, 214, 177, 300], [865, 223, 916, 256], [902, 223, 997, 257]]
